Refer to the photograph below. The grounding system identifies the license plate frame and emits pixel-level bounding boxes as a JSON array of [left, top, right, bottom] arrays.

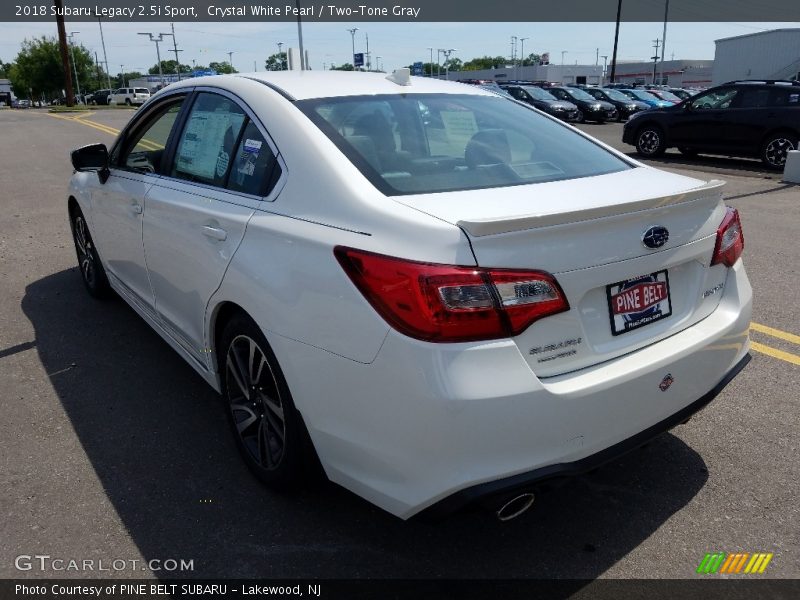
[[606, 270, 673, 336]]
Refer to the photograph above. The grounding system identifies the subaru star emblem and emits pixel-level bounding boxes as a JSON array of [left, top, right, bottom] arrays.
[[642, 226, 669, 249]]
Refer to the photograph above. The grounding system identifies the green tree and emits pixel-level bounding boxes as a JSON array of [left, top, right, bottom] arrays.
[[0, 59, 12, 78], [208, 61, 237, 74], [264, 52, 287, 71], [461, 55, 510, 71], [148, 59, 192, 75], [330, 63, 354, 71], [118, 71, 143, 87], [10, 36, 97, 99]]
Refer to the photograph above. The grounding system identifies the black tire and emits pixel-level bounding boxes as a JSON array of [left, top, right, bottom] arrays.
[[635, 124, 667, 157], [69, 206, 112, 299], [219, 314, 318, 490], [678, 146, 698, 157], [574, 110, 585, 124], [761, 131, 797, 170]]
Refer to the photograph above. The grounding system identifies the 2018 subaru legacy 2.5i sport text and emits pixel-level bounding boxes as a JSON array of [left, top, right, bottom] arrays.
[[67, 70, 751, 520]]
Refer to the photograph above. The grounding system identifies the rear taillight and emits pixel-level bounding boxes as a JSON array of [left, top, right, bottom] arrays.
[[711, 207, 744, 268], [334, 247, 569, 343]]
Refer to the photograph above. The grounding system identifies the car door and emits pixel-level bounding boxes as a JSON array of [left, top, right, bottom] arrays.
[[725, 87, 771, 151], [142, 89, 284, 365], [669, 87, 739, 150], [91, 93, 188, 313]]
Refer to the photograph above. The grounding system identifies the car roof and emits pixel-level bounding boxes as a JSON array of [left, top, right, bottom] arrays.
[[167, 71, 496, 101]]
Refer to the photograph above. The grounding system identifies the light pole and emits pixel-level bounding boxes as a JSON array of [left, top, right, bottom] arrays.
[[170, 23, 182, 80], [519, 37, 528, 78], [659, 0, 670, 85], [436, 49, 443, 79], [375, 56, 382, 72], [441, 48, 457, 80], [561, 50, 567, 66], [511, 36, 517, 63], [601, 55, 608, 85], [138, 32, 167, 86], [119, 64, 125, 87], [277, 42, 284, 70], [67, 32, 82, 102], [93, 12, 112, 91], [227, 51, 234, 71], [346, 28, 358, 69], [427, 47, 434, 77]]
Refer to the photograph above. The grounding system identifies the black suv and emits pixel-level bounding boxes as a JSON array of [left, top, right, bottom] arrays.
[[623, 80, 800, 169], [500, 84, 579, 121]]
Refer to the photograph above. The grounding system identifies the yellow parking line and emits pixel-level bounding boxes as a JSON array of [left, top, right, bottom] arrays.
[[45, 112, 163, 152], [750, 342, 800, 366], [750, 322, 800, 346]]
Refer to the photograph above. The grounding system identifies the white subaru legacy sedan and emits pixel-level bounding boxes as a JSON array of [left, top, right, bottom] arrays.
[[68, 71, 751, 520]]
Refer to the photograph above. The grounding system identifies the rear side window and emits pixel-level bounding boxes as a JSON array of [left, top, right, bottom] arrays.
[[135, 88, 149, 94], [298, 93, 630, 196], [736, 88, 770, 108], [227, 121, 282, 196], [770, 89, 800, 106], [172, 93, 246, 187]]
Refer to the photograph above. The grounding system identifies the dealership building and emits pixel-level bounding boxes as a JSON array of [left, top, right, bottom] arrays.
[[607, 60, 714, 88], [712, 28, 800, 84], [446, 63, 605, 85], [0, 78, 12, 106]]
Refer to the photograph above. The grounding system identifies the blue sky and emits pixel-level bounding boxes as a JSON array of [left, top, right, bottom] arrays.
[[1, 21, 797, 74]]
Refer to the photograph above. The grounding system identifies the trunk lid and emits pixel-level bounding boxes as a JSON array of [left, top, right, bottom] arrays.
[[394, 167, 730, 376]]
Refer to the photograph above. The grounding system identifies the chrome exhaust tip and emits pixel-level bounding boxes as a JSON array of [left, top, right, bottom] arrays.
[[495, 492, 535, 522]]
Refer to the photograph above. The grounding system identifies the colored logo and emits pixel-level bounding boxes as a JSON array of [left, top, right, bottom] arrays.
[[659, 373, 674, 391], [697, 552, 773, 574]]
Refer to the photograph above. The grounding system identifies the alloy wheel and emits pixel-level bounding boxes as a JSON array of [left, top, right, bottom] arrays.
[[225, 335, 286, 470], [764, 137, 795, 168], [638, 129, 661, 155], [73, 215, 96, 288]]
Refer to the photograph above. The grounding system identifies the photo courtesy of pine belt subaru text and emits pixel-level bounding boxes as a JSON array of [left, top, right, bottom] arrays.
[[67, 70, 752, 520]]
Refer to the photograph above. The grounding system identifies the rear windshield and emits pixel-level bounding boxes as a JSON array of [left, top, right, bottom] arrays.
[[297, 94, 631, 196], [523, 86, 558, 101], [135, 88, 150, 94]]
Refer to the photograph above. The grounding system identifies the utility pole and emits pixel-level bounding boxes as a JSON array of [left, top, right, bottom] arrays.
[[427, 47, 434, 77], [651, 38, 661, 85], [227, 51, 234, 70], [510, 36, 517, 64], [659, 0, 670, 85], [120, 64, 125, 87], [67, 32, 82, 102], [347, 28, 358, 69], [277, 42, 284, 70], [610, 0, 622, 83], [365, 32, 370, 71], [170, 23, 183, 80], [561, 50, 567, 66], [54, 0, 75, 106]]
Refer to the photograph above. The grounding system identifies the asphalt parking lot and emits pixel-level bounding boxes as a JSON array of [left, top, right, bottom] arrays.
[[0, 107, 798, 582]]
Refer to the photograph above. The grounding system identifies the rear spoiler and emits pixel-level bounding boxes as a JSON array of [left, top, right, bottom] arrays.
[[457, 179, 725, 237]]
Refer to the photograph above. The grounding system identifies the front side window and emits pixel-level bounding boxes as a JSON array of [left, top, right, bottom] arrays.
[[299, 93, 631, 196], [119, 99, 184, 173], [692, 88, 738, 110], [172, 93, 246, 187]]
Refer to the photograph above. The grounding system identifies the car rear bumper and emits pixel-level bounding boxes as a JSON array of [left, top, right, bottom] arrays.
[[419, 350, 751, 518], [274, 261, 752, 519]]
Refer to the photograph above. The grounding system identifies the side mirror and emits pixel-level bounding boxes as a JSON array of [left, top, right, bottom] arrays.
[[71, 143, 110, 183]]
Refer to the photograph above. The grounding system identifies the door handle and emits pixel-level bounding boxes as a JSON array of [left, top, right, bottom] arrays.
[[201, 226, 227, 241], [131, 203, 143, 215]]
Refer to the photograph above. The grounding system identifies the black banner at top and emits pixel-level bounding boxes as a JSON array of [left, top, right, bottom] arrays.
[[4, 0, 800, 22]]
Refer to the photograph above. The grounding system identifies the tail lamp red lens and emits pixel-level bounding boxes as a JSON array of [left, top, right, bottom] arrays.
[[334, 246, 569, 343], [711, 207, 744, 268]]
